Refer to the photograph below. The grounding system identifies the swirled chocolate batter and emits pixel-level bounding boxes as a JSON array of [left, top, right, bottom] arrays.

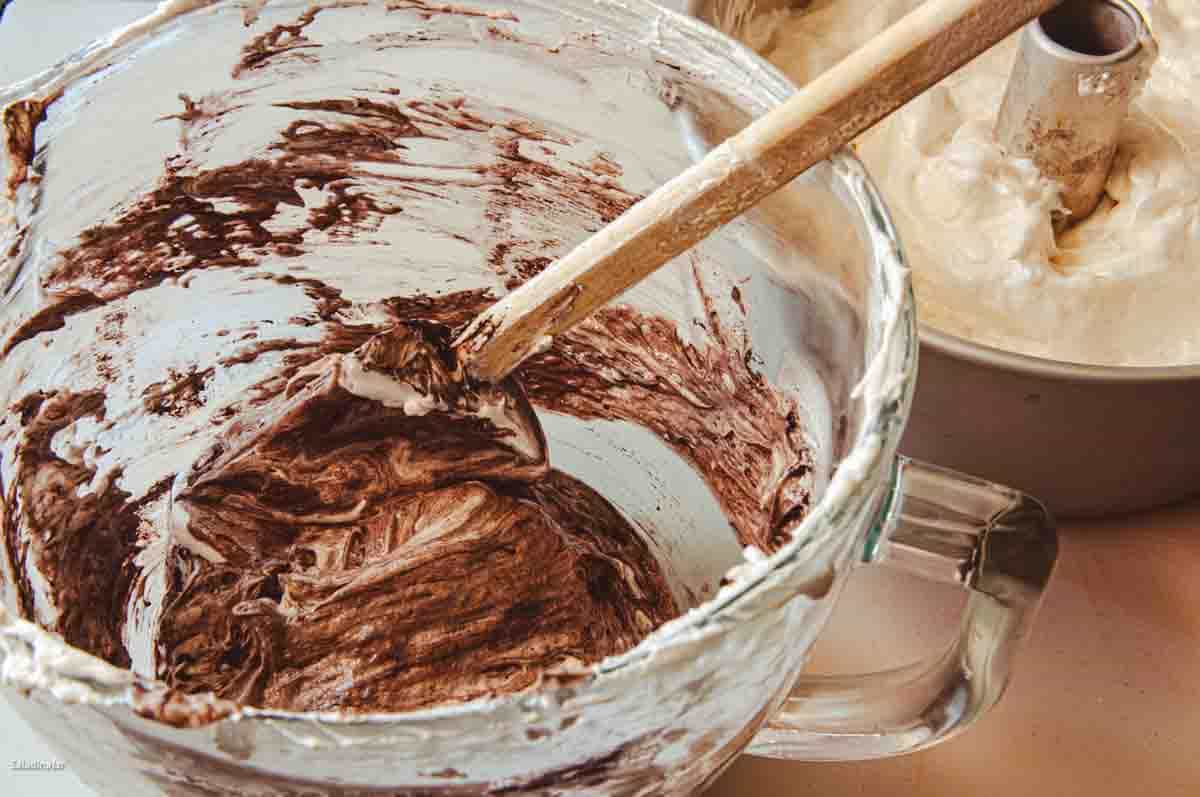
[[0, 2, 812, 714]]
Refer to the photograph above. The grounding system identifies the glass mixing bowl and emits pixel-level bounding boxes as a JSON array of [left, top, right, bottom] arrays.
[[0, 1, 1055, 794]]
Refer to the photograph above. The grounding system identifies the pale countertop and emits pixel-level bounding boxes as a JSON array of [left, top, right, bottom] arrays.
[[2, 3, 1198, 796], [707, 500, 1200, 796]]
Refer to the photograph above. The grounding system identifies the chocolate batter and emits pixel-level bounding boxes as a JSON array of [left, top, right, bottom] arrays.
[[0, 2, 812, 715]]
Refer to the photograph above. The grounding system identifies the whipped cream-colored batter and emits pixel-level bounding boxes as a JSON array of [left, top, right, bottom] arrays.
[[744, 0, 1199, 366]]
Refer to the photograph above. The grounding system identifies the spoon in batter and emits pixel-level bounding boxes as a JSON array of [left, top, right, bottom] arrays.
[[448, 0, 1060, 384], [360, 0, 1067, 440], [451, 0, 1066, 382]]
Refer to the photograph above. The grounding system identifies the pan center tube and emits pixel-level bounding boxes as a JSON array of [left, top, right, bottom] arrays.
[[995, 0, 1155, 230]]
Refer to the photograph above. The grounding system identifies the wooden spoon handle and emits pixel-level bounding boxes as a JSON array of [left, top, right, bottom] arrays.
[[455, 0, 1063, 382]]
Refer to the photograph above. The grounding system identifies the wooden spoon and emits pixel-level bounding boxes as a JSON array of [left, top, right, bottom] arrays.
[[453, 0, 1064, 382]]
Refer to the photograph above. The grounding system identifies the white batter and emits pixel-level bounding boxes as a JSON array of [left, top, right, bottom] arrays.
[[745, 0, 1199, 366]]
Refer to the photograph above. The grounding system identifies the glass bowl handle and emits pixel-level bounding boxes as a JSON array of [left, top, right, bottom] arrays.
[[749, 456, 1058, 760]]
